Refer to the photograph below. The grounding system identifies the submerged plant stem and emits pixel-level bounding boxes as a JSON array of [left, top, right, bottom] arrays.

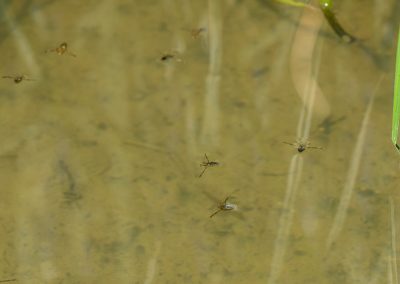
[[389, 197, 399, 284], [320, 0, 356, 43], [326, 77, 382, 249], [268, 155, 303, 284], [290, 6, 331, 119]]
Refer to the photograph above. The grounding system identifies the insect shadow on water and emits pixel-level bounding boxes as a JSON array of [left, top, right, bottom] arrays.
[[124, 140, 188, 175], [2, 75, 35, 84], [209, 196, 238, 218], [283, 140, 323, 153], [58, 160, 82, 206], [315, 115, 346, 136], [198, 153, 219, 178], [45, 42, 76, 57]]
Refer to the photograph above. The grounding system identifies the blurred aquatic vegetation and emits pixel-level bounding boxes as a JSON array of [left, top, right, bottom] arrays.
[[318, 1, 390, 68], [319, 0, 356, 43], [326, 83, 378, 249], [0, 0, 55, 44], [258, 0, 393, 70], [273, 0, 309, 8]]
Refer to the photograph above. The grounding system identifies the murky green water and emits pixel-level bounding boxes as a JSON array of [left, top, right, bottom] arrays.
[[0, 0, 399, 283]]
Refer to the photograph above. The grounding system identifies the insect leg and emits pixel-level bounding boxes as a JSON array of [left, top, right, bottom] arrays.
[[210, 208, 222, 218], [198, 166, 207, 178]]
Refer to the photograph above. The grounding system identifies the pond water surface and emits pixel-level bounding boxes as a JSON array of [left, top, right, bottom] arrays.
[[0, 0, 399, 283]]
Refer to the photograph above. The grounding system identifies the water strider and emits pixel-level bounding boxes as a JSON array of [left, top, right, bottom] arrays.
[[283, 140, 323, 153], [161, 54, 175, 61], [199, 154, 219, 178], [45, 42, 76, 57], [210, 196, 237, 218], [181, 27, 206, 39], [160, 51, 183, 63], [0, 279, 16, 283], [2, 75, 35, 84], [190, 27, 206, 39]]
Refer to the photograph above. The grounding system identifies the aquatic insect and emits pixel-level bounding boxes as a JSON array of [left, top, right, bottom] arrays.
[[210, 196, 237, 218], [45, 42, 76, 57], [199, 153, 219, 178], [190, 27, 206, 39], [320, 0, 356, 43], [182, 27, 206, 39], [160, 50, 183, 63], [160, 53, 183, 63], [0, 279, 16, 283], [2, 75, 34, 84], [283, 140, 323, 153], [161, 54, 175, 61]]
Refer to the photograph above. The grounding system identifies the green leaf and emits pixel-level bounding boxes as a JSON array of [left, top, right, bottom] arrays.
[[392, 26, 400, 151], [274, 0, 307, 8]]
